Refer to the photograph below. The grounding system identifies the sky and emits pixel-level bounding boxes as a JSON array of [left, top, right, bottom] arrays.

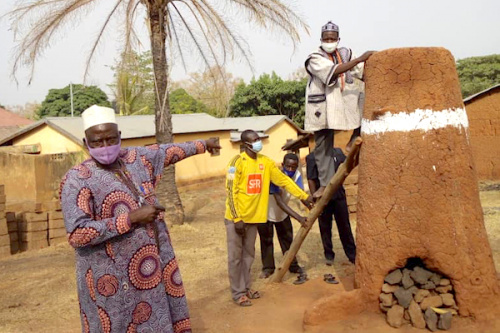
[[1, 0, 499, 107]]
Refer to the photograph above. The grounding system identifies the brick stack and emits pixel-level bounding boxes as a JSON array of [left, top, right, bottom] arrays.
[[48, 208, 67, 246], [20, 212, 48, 251], [0, 185, 9, 258], [6, 212, 19, 254], [344, 172, 358, 221]]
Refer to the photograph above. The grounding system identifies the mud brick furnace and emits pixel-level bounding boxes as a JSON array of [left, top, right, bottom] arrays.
[[304, 48, 500, 331]]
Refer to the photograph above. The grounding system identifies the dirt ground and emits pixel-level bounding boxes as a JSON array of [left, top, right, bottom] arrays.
[[0, 181, 499, 333]]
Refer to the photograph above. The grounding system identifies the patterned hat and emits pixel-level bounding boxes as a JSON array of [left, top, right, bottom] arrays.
[[321, 21, 339, 34]]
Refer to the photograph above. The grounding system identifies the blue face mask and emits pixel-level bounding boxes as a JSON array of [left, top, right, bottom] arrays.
[[284, 169, 295, 177], [246, 140, 263, 153]]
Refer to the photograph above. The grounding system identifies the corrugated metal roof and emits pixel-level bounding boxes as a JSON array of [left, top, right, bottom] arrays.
[[46, 113, 237, 142], [463, 83, 500, 104], [0, 113, 301, 146]]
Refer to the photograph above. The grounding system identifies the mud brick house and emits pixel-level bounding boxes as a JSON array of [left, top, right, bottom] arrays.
[[0, 113, 307, 187], [463, 84, 500, 180]]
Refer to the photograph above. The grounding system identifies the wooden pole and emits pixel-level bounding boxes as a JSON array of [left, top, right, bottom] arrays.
[[268, 137, 363, 283]]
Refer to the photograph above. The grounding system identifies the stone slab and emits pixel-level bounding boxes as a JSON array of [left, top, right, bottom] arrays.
[[387, 304, 404, 328], [0, 195, 6, 204]]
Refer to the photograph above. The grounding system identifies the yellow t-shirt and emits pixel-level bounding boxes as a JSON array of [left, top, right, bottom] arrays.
[[224, 152, 309, 223]]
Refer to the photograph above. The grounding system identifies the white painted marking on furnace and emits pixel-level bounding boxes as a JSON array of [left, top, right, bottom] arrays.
[[361, 108, 469, 135]]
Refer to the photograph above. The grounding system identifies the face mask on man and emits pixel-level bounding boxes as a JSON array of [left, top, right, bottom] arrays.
[[87, 140, 122, 165], [246, 140, 263, 153], [321, 41, 338, 53], [284, 169, 296, 178]]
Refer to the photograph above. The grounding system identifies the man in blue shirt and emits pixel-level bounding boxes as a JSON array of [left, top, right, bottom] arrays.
[[258, 153, 307, 279]]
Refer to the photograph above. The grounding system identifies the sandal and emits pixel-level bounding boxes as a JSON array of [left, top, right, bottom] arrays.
[[235, 295, 252, 307], [293, 273, 309, 285], [323, 273, 339, 284], [246, 289, 261, 299]]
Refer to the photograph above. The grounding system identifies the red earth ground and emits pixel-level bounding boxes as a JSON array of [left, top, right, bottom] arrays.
[[0, 181, 499, 332]]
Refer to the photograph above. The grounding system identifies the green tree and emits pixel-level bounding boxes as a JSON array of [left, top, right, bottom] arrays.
[[169, 88, 209, 114], [9, 0, 308, 225], [110, 51, 155, 116], [230, 72, 307, 128], [36, 85, 110, 119], [457, 54, 500, 98]]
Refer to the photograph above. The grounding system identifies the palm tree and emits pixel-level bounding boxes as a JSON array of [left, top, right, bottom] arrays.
[[8, 0, 309, 224]]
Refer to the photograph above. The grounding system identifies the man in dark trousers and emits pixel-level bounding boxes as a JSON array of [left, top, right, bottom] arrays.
[[258, 153, 307, 280], [306, 149, 356, 265]]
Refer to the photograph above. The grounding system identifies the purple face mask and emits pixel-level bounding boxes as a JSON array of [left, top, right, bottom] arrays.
[[87, 140, 121, 165]]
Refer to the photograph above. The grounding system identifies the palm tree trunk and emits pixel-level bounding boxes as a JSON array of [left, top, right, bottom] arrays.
[[149, 4, 184, 225]]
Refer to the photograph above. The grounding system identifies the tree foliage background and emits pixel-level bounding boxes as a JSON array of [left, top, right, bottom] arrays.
[[169, 88, 209, 114], [229, 72, 307, 127], [110, 51, 155, 116], [36, 84, 110, 118], [457, 54, 500, 98]]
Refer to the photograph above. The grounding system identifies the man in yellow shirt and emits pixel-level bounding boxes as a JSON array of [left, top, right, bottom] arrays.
[[224, 130, 313, 306]]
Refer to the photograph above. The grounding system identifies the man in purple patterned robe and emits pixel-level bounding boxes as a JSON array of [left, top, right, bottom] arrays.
[[60, 105, 220, 333]]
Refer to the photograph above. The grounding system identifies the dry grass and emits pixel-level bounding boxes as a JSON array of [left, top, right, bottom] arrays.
[[0, 182, 498, 333]]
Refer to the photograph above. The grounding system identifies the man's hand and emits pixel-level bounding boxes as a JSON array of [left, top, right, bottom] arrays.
[[358, 51, 376, 62], [296, 215, 307, 227], [129, 205, 166, 225], [234, 221, 246, 236], [205, 138, 222, 154], [301, 196, 314, 210]]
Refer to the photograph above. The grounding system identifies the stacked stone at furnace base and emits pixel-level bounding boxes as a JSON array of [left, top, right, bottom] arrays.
[[380, 263, 457, 331], [0, 185, 9, 258]]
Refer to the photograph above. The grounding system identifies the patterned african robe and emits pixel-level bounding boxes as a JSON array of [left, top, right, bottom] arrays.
[[60, 141, 206, 333]]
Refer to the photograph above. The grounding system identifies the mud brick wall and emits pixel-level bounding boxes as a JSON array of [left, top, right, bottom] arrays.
[[0, 185, 9, 258], [464, 87, 500, 180], [344, 172, 358, 220]]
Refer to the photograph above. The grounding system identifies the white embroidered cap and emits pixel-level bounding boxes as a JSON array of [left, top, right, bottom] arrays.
[[81, 105, 116, 131]]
